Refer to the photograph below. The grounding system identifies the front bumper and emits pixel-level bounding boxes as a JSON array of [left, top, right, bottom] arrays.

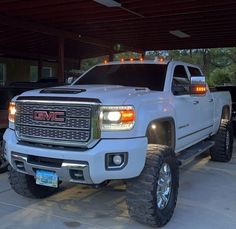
[[3, 129, 147, 184]]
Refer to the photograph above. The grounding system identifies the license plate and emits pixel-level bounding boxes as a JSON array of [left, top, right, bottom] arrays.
[[36, 170, 58, 188]]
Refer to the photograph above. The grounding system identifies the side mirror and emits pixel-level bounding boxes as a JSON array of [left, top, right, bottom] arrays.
[[190, 76, 207, 95]]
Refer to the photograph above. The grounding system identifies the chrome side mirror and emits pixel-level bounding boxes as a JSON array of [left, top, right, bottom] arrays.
[[190, 76, 207, 95]]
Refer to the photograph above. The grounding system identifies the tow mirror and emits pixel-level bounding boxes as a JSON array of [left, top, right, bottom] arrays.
[[190, 76, 207, 95]]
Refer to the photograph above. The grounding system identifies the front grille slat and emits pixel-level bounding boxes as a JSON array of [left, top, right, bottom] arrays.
[[16, 126, 90, 141], [16, 115, 90, 129], [15, 102, 94, 146]]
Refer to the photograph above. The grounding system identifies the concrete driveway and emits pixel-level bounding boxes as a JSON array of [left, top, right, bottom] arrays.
[[0, 141, 236, 229]]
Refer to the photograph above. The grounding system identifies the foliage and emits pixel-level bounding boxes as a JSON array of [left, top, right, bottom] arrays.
[[80, 55, 108, 71], [208, 68, 231, 86], [148, 48, 236, 86], [113, 52, 141, 60]]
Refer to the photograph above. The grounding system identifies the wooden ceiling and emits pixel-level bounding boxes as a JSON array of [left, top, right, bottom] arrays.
[[0, 0, 235, 59]]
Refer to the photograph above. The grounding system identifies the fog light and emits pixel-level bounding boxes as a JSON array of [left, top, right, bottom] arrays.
[[113, 155, 122, 165], [105, 152, 128, 170]]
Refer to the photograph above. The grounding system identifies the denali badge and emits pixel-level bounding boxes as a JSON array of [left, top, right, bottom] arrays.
[[33, 110, 66, 122]]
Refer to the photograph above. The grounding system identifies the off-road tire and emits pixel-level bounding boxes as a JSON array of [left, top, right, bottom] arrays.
[[210, 119, 233, 162], [9, 166, 59, 198], [126, 144, 179, 227]]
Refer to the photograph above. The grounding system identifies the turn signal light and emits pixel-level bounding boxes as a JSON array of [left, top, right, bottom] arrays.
[[191, 84, 207, 95], [196, 86, 206, 92], [120, 110, 135, 122]]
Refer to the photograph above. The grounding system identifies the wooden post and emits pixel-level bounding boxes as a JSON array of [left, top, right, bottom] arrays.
[[58, 37, 64, 83]]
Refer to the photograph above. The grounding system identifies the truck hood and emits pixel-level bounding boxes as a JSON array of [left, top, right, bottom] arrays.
[[17, 85, 152, 105]]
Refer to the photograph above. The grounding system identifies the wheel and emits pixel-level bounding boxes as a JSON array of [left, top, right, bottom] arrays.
[[126, 144, 179, 227], [9, 166, 59, 198], [0, 131, 8, 173], [210, 119, 233, 162]]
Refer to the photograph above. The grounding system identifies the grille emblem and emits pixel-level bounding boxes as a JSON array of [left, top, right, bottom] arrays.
[[33, 110, 66, 122]]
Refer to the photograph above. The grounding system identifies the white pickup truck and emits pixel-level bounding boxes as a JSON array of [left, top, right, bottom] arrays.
[[3, 60, 233, 227]]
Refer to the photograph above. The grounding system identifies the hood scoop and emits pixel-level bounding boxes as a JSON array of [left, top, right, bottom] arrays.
[[40, 88, 86, 94]]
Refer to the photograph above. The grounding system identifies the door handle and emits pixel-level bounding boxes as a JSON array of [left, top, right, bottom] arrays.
[[208, 99, 213, 102], [193, 101, 199, 105]]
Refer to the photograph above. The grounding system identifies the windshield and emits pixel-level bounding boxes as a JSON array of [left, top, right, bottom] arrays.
[[74, 64, 167, 91]]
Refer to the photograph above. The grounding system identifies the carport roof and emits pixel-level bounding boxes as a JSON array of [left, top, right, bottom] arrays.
[[0, 0, 235, 59]]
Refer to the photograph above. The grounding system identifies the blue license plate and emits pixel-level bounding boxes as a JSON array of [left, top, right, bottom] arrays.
[[36, 170, 58, 188]]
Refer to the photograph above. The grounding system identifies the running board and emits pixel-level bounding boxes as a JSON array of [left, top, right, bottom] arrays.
[[177, 140, 215, 166]]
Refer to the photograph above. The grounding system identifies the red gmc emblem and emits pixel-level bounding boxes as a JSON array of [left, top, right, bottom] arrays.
[[33, 110, 66, 122]]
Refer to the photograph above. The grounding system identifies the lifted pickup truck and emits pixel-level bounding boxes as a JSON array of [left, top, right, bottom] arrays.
[[3, 60, 233, 227]]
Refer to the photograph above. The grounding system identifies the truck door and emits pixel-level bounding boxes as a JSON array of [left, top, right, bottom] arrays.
[[171, 65, 197, 151], [187, 66, 214, 140]]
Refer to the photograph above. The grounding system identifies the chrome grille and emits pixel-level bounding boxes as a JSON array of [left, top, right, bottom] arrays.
[[15, 101, 96, 147], [16, 126, 90, 141], [16, 114, 90, 129]]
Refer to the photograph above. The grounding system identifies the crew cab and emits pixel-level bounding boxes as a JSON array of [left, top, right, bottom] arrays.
[[3, 60, 233, 227]]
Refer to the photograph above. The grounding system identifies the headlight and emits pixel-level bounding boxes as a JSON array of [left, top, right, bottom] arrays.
[[100, 106, 135, 131], [9, 102, 16, 123]]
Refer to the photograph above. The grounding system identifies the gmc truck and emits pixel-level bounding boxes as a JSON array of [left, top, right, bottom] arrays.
[[3, 60, 233, 227]]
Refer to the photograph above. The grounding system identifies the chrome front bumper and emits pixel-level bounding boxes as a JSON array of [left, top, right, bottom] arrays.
[[11, 152, 93, 184]]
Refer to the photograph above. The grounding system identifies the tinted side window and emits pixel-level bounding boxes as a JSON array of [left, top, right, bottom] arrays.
[[188, 66, 202, 76], [173, 65, 188, 78], [172, 65, 190, 95]]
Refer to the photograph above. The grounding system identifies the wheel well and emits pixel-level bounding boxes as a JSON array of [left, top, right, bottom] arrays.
[[146, 118, 175, 149], [221, 106, 230, 120]]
